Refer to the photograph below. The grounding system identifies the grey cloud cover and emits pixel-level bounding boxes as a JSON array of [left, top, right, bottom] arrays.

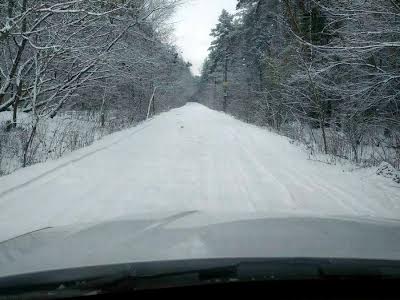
[[173, 0, 237, 75]]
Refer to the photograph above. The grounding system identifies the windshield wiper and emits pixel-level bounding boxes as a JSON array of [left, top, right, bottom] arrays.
[[0, 259, 240, 298], [1, 258, 400, 299]]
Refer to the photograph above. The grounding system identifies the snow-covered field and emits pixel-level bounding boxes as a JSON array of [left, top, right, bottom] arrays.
[[0, 103, 399, 242]]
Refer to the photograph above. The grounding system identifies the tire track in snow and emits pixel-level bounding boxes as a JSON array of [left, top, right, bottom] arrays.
[[0, 123, 153, 199], [242, 127, 369, 214], [228, 126, 297, 210], [233, 157, 259, 212], [278, 168, 373, 215], [242, 126, 382, 216]]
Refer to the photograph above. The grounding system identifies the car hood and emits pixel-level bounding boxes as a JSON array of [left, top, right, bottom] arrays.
[[1, 211, 400, 278]]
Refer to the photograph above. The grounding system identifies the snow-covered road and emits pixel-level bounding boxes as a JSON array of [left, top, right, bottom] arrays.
[[0, 103, 399, 241]]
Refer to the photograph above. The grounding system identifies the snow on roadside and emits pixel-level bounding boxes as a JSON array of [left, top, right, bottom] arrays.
[[376, 162, 400, 184], [0, 110, 131, 176]]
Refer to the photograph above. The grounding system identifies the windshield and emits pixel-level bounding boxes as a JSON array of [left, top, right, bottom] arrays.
[[0, 0, 399, 289]]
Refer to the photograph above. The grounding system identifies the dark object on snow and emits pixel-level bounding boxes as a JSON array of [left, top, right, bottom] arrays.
[[4, 120, 13, 132]]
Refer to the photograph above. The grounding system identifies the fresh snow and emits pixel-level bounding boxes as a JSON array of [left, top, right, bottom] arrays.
[[0, 110, 106, 175], [0, 103, 399, 242]]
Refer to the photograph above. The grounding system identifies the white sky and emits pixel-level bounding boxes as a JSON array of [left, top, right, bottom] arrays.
[[172, 0, 237, 75]]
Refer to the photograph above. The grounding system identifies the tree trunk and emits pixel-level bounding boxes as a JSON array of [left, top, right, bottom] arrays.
[[12, 81, 23, 128], [0, 0, 28, 107], [8, 0, 14, 18], [152, 95, 156, 115], [320, 117, 328, 154], [223, 54, 228, 112], [146, 86, 157, 119], [23, 118, 38, 167]]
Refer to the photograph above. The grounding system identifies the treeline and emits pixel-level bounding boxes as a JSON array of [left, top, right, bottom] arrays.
[[0, 0, 195, 122], [197, 0, 400, 169], [0, 0, 195, 173]]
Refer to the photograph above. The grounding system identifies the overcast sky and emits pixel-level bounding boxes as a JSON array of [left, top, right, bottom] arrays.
[[172, 0, 237, 75]]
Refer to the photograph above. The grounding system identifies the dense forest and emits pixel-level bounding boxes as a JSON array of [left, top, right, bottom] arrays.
[[0, 0, 195, 174], [197, 0, 400, 169]]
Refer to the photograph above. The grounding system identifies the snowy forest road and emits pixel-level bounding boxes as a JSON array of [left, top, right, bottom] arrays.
[[0, 103, 399, 241]]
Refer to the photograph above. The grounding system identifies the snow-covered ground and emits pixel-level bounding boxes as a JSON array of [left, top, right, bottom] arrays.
[[0, 103, 399, 242], [0, 111, 100, 175], [0, 110, 131, 175]]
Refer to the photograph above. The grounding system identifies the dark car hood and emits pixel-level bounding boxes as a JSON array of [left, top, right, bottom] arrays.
[[1, 211, 400, 278]]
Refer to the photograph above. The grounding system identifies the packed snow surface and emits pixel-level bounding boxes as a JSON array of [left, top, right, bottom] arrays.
[[0, 103, 399, 242]]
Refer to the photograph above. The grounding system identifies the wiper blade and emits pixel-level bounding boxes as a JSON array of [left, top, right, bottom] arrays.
[[2, 258, 400, 299], [0, 259, 240, 299], [86, 264, 239, 293]]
